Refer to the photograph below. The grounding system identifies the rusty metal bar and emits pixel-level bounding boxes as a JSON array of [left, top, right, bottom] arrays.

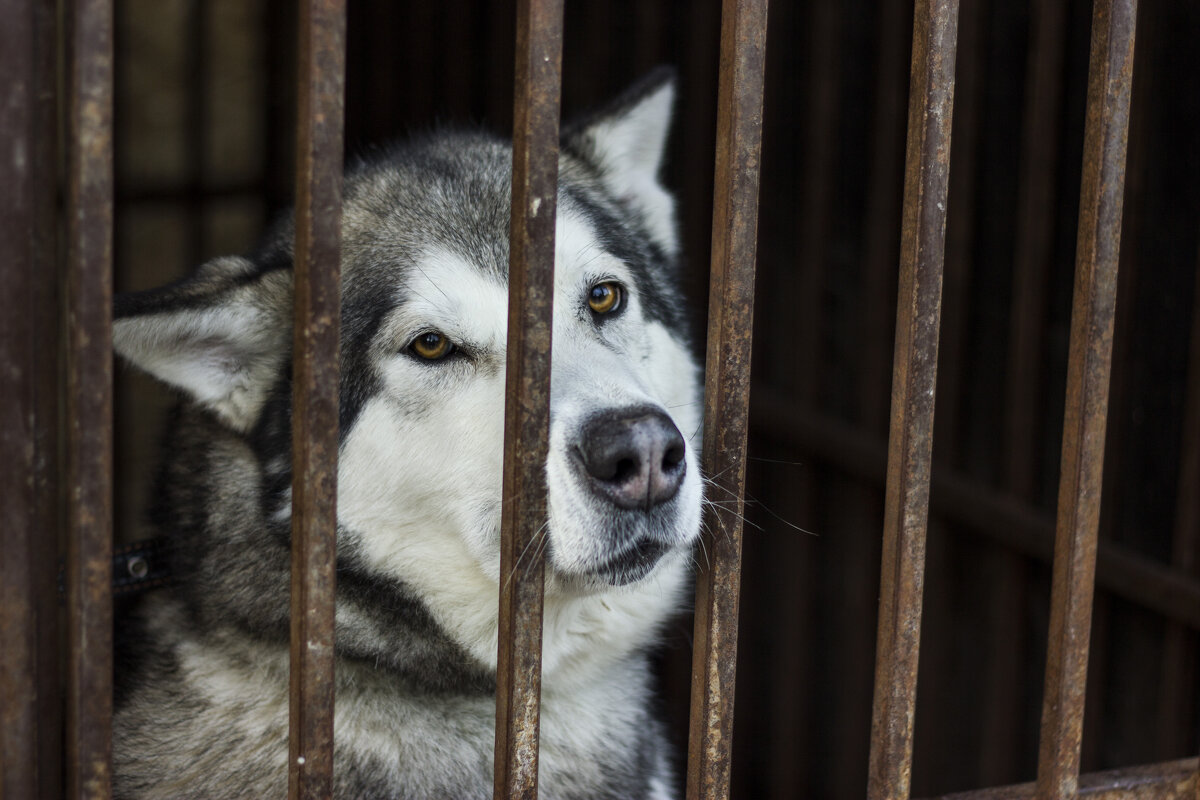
[[1157, 237, 1200, 757], [1035, 2, 1137, 798], [0, 0, 40, 795], [33, 0, 64, 794], [865, 2, 960, 798], [685, 0, 769, 798], [751, 387, 1200, 631], [65, 0, 115, 797], [288, 1, 345, 798], [493, 1, 563, 797], [929, 758, 1200, 800]]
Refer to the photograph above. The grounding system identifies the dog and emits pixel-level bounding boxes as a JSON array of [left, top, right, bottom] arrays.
[[110, 68, 703, 799]]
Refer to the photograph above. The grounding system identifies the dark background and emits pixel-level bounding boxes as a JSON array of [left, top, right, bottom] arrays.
[[111, 1, 1200, 796]]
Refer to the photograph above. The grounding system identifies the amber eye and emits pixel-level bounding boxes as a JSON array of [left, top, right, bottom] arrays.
[[409, 331, 454, 360], [587, 282, 622, 315]]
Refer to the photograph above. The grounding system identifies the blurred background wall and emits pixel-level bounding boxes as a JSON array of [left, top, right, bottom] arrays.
[[112, 1, 1200, 796]]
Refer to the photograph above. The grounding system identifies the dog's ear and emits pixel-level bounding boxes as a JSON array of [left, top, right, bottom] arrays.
[[113, 256, 292, 432], [563, 67, 678, 256]]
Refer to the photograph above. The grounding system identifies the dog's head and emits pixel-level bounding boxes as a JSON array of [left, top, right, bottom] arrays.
[[114, 71, 702, 616]]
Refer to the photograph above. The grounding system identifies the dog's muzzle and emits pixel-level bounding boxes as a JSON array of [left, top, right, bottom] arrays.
[[573, 407, 687, 511]]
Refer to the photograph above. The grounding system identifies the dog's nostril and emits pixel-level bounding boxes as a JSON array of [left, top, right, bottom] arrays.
[[662, 443, 685, 471], [612, 457, 639, 483]]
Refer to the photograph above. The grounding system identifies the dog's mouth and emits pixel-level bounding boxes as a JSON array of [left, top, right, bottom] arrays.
[[590, 536, 670, 586]]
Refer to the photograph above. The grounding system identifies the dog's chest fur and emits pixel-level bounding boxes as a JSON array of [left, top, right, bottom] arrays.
[[115, 600, 669, 800]]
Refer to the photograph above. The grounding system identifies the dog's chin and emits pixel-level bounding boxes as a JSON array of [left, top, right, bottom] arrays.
[[550, 536, 678, 591], [590, 536, 672, 586]]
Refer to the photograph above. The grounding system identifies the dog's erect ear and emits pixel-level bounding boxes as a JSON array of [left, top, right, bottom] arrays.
[[563, 68, 678, 256], [113, 256, 292, 432]]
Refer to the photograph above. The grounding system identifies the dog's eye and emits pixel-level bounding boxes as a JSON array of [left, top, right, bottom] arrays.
[[409, 331, 455, 361], [587, 282, 623, 315]]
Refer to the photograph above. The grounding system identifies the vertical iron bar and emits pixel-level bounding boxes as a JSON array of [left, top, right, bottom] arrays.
[[33, 0, 64, 794], [0, 0, 39, 795], [685, 0, 769, 798], [493, 1, 563, 797], [865, 1, 960, 799], [1034, 1, 1137, 798], [66, 0, 115, 798], [288, 1, 345, 798]]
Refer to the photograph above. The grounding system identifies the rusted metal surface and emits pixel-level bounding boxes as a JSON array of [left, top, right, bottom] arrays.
[[929, 758, 1200, 800], [493, 1, 563, 797], [66, 0, 116, 798], [0, 0, 39, 795], [866, 1, 960, 799], [1157, 240, 1200, 755], [752, 387, 1200, 631], [288, 2, 345, 798], [685, 0, 769, 798], [33, 0, 64, 794], [1035, 2, 1137, 798]]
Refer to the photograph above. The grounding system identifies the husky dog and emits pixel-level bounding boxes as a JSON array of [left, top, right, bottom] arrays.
[[111, 70, 702, 799]]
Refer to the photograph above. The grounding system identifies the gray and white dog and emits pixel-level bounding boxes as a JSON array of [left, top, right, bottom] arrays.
[[111, 70, 703, 799]]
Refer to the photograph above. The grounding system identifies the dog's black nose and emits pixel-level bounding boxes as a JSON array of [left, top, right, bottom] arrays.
[[576, 408, 687, 510]]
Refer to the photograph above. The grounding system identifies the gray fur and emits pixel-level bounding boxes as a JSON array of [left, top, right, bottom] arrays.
[[113, 69, 697, 800]]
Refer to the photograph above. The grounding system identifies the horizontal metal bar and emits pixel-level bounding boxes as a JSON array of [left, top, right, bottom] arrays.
[[686, 0, 770, 798], [750, 387, 1200, 631], [928, 758, 1199, 800], [288, 1, 346, 798], [493, 0, 564, 797], [66, 0, 116, 797], [1036, 1, 1138, 797], [866, 1, 960, 798]]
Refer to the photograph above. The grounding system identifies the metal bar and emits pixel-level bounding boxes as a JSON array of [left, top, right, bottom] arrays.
[[1035, 2, 1137, 798], [1157, 239, 1200, 755], [929, 758, 1200, 800], [288, 1, 346, 798], [33, 0, 64, 794], [685, 0, 769, 797], [492, 1, 563, 797], [0, 0, 40, 795], [866, 2, 960, 798], [66, 0, 115, 797], [751, 387, 1200, 631]]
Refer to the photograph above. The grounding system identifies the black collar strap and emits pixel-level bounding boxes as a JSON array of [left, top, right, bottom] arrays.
[[57, 536, 175, 598]]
